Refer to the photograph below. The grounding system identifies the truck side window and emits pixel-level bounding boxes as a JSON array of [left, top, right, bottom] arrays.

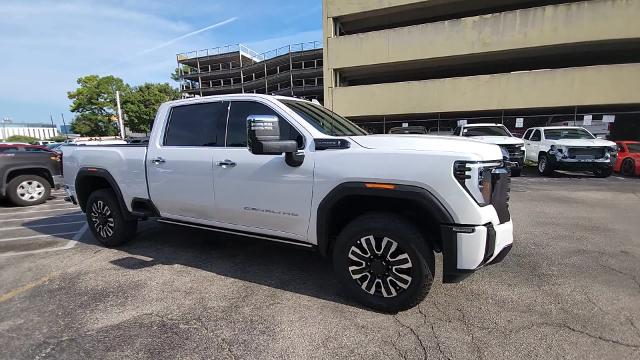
[[226, 101, 304, 148], [164, 102, 227, 146], [523, 129, 532, 140], [452, 127, 461, 136], [530, 130, 541, 141]]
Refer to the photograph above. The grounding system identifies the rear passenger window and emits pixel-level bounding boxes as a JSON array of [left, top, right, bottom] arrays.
[[0, 147, 19, 153], [164, 102, 227, 146], [226, 101, 304, 148]]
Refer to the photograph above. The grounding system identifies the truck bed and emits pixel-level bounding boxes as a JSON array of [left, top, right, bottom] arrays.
[[62, 145, 150, 211]]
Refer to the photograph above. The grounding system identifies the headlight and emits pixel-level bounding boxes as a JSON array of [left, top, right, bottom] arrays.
[[454, 160, 502, 206]]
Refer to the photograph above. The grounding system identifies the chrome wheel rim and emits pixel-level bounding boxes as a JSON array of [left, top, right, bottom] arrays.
[[17, 180, 45, 201], [91, 200, 115, 238], [348, 235, 413, 298]]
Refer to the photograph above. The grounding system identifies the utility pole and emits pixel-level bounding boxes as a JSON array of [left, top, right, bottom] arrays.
[[61, 113, 69, 140], [49, 114, 56, 140], [115, 91, 125, 140]]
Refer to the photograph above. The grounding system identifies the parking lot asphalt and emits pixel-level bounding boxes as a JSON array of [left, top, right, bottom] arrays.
[[1, 170, 639, 360]]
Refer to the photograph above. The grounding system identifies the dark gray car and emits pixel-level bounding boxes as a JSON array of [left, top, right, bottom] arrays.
[[0, 150, 63, 206]]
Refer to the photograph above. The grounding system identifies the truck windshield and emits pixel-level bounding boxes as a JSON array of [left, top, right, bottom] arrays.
[[462, 126, 510, 137], [279, 100, 368, 136], [544, 128, 595, 140]]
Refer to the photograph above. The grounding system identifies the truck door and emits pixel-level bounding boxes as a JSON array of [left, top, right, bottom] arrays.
[[526, 129, 542, 161], [211, 100, 314, 239], [146, 101, 227, 220]]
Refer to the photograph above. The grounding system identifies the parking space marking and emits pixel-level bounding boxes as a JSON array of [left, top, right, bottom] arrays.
[[0, 221, 86, 231], [0, 273, 54, 303], [0, 213, 84, 223], [0, 207, 80, 216], [0, 225, 88, 258], [0, 232, 80, 243]]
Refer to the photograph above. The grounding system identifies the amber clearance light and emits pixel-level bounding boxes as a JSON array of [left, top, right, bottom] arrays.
[[365, 183, 396, 190]]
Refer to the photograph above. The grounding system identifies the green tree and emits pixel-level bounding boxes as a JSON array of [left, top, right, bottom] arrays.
[[123, 83, 180, 134], [70, 113, 119, 137], [47, 135, 68, 142], [67, 75, 130, 136], [170, 65, 190, 82], [5, 135, 38, 144]]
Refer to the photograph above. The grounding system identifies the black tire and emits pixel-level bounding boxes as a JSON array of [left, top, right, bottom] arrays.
[[537, 154, 554, 176], [86, 189, 137, 247], [621, 158, 635, 177], [593, 167, 612, 178], [332, 212, 435, 313], [6, 175, 51, 206], [510, 167, 522, 177]]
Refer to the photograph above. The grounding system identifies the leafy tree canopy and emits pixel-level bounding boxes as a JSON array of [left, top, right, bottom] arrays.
[[70, 112, 119, 137], [122, 83, 181, 134]]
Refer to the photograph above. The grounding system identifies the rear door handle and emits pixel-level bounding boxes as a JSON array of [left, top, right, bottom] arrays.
[[150, 157, 165, 164], [216, 159, 236, 168]]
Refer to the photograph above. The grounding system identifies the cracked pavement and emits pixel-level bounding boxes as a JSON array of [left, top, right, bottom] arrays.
[[1, 170, 639, 359]]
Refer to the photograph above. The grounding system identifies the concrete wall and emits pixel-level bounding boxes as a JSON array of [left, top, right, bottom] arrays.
[[0, 126, 58, 140], [330, 64, 640, 117], [328, 0, 640, 70], [323, 0, 640, 118]]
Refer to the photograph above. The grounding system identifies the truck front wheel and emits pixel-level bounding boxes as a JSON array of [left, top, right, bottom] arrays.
[[538, 154, 554, 176], [86, 189, 137, 247], [332, 212, 435, 313]]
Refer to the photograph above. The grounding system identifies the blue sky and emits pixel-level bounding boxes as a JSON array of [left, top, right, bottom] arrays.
[[0, 0, 322, 125]]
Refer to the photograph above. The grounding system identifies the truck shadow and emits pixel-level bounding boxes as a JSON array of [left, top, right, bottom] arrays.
[[79, 220, 357, 309]]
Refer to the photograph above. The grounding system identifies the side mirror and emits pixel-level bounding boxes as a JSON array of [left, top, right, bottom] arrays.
[[247, 115, 304, 166]]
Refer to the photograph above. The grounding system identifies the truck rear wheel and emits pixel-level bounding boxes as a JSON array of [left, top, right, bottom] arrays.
[[332, 212, 435, 313], [86, 189, 137, 247], [6, 175, 51, 206]]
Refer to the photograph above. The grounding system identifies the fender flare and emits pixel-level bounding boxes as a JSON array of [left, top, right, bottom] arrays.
[[315, 182, 454, 257], [75, 168, 135, 220], [1, 165, 54, 196]]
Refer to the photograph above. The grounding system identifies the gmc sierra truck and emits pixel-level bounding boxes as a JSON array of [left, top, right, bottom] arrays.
[[63, 94, 513, 312]]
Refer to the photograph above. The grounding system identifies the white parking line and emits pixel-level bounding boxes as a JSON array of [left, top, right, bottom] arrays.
[[0, 232, 80, 242], [0, 224, 88, 257], [0, 203, 77, 212], [0, 213, 84, 223], [0, 221, 86, 231], [0, 207, 79, 216]]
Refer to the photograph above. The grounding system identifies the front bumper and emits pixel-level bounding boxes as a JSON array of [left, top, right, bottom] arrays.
[[441, 220, 513, 283], [551, 158, 613, 171]]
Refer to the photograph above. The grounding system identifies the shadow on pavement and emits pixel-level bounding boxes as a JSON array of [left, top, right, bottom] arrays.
[[26, 216, 357, 308]]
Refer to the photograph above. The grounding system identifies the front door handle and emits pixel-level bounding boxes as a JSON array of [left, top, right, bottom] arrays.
[[150, 157, 165, 165], [216, 159, 236, 168]]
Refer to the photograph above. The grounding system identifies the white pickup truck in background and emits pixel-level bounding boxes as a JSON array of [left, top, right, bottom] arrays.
[[452, 123, 525, 177], [62, 94, 513, 312], [523, 126, 618, 177]]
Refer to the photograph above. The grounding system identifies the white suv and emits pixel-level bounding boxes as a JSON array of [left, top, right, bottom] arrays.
[[523, 126, 617, 177]]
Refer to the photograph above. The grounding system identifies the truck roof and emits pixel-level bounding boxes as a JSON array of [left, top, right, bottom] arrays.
[[164, 94, 308, 108], [462, 123, 504, 127]]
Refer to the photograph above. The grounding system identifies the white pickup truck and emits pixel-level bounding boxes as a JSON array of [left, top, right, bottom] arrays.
[[523, 126, 617, 177], [63, 94, 513, 312], [452, 123, 525, 177]]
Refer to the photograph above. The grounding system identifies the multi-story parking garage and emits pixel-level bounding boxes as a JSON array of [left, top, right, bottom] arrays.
[[322, 0, 640, 138], [177, 42, 324, 102]]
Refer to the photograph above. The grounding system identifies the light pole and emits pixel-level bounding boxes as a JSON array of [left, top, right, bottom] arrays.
[[115, 91, 125, 140]]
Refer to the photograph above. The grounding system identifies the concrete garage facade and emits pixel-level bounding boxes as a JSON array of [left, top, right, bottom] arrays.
[[322, 0, 640, 137]]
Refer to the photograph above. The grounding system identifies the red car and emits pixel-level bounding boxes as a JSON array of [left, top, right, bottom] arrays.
[[614, 141, 640, 176]]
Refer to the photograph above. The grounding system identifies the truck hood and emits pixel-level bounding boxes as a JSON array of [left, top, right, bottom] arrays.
[[547, 138, 616, 147], [466, 136, 524, 146], [349, 135, 503, 159]]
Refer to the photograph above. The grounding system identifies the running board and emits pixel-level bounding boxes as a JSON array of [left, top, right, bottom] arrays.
[[156, 218, 315, 249]]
